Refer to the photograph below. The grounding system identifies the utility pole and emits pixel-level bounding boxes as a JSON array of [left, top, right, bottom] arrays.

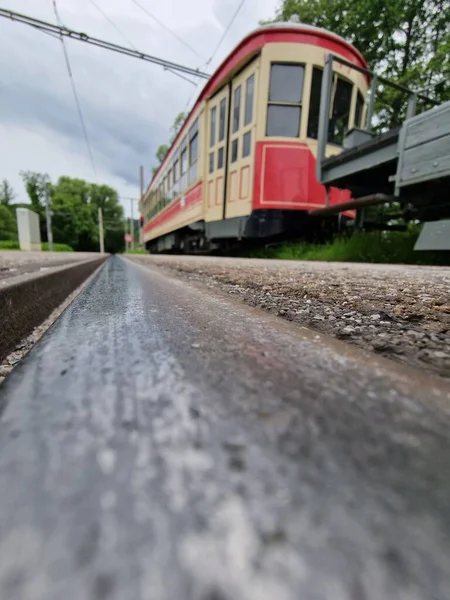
[[139, 166, 144, 247], [124, 217, 129, 252], [130, 198, 135, 251], [98, 207, 105, 253], [44, 183, 53, 252]]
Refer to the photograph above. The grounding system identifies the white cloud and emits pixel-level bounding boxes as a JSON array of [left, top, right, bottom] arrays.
[[0, 0, 278, 215]]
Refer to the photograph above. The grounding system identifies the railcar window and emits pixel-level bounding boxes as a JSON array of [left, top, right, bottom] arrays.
[[329, 78, 352, 144], [219, 98, 227, 142], [233, 85, 241, 133], [210, 107, 216, 147], [355, 90, 365, 128], [267, 63, 304, 138], [189, 133, 198, 184], [231, 139, 238, 163], [243, 131, 251, 157], [244, 74, 254, 126], [307, 67, 322, 139], [267, 105, 301, 137], [209, 152, 214, 174], [181, 149, 188, 191], [218, 147, 224, 169], [173, 158, 179, 197], [269, 64, 304, 103]]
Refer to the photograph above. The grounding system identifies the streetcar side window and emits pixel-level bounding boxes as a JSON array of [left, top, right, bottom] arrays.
[[329, 78, 353, 145], [233, 85, 241, 133], [173, 158, 179, 198], [219, 98, 226, 142], [210, 107, 216, 147], [355, 90, 365, 128], [189, 133, 198, 184], [243, 131, 251, 157], [180, 148, 188, 192], [244, 74, 255, 126], [266, 63, 304, 138], [307, 67, 322, 139]]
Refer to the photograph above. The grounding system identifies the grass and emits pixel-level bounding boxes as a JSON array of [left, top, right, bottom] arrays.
[[246, 230, 450, 266], [0, 240, 74, 252], [124, 248, 147, 254]]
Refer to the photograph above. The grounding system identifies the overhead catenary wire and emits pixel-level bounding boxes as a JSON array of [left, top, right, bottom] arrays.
[[88, 0, 196, 85], [202, 0, 247, 69], [51, 0, 96, 176], [129, 0, 206, 61], [0, 8, 210, 80]]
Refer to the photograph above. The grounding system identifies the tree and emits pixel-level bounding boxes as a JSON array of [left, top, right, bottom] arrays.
[[170, 112, 186, 142], [267, 0, 450, 127], [0, 180, 16, 206], [156, 144, 169, 163], [0, 204, 17, 240], [20, 171, 50, 209]]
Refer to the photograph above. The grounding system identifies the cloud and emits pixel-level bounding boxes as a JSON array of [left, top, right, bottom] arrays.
[[0, 0, 278, 213]]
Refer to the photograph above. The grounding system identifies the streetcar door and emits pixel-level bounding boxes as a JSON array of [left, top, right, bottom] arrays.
[[225, 63, 257, 219], [205, 86, 230, 223]]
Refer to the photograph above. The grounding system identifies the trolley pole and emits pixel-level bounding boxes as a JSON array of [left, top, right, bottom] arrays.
[[98, 207, 105, 253], [45, 184, 53, 252]]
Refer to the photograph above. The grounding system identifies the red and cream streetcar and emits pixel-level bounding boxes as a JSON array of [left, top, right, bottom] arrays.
[[140, 22, 369, 252]]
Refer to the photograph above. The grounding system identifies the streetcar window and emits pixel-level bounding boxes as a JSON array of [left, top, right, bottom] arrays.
[[267, 63, 304, 138], [219, 98, 227, 142], [210, 107, 216, 147], [218, 147, 224, 169], [329, 78, 352, 144], [231, 139, 238, 163], [267, 105, 301, 138], [181, 149, 188, 191], [269, 64, 304, 103], [233, 85, 241, 133], [307, 67, 322, 139], [243, 131, 251, 157], [189, 133, 198, 183], [209, 152, 215, 173], [173, 159, 179, 182], [355, 90, 365, 128], [168, 169, 172, 190], [244, 74, 255, 126]]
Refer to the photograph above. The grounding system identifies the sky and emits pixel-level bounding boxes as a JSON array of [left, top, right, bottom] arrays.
[[0, 0, 279, 216]]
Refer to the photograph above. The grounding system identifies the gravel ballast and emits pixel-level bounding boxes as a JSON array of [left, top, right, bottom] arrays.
[[129, 255, 450, 379]]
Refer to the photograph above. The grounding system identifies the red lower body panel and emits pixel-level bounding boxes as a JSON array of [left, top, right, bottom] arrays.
[[253, 141, 354, 216]]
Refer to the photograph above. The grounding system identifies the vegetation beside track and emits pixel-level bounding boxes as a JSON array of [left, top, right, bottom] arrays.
[[0, 240, 74, 252], [245, 230, 450, 265]]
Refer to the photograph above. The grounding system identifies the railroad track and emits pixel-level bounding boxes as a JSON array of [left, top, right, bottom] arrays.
[[0, 255, 449, 599]]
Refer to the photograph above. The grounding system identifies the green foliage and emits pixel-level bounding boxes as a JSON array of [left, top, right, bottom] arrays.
[[268, 0, 450, 127], [0, 204, 17, 240], [0, 239, 20, 250], [0, 240, 74, 251], [42, 242, 74, 252], [20, 171, 49, 209], [0, 180, 16, 206], [156, 144, 169, 163], [152, 112, 188, 176], [247, 230, 450, 265], [15, 172, 125, 253], [50, 177, 125, 253], [170, 112, 186, 143], [124, 248, 147, 254]]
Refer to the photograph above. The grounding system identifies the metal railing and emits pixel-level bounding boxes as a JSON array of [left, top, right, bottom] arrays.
[[316, 53, 439, 184]]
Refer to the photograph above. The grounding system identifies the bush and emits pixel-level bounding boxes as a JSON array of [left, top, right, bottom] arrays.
[[42, 243, 74, 252], [0, 240, 20, 250], [249, 230, 450, 265], [0, 241, 74, 252]]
